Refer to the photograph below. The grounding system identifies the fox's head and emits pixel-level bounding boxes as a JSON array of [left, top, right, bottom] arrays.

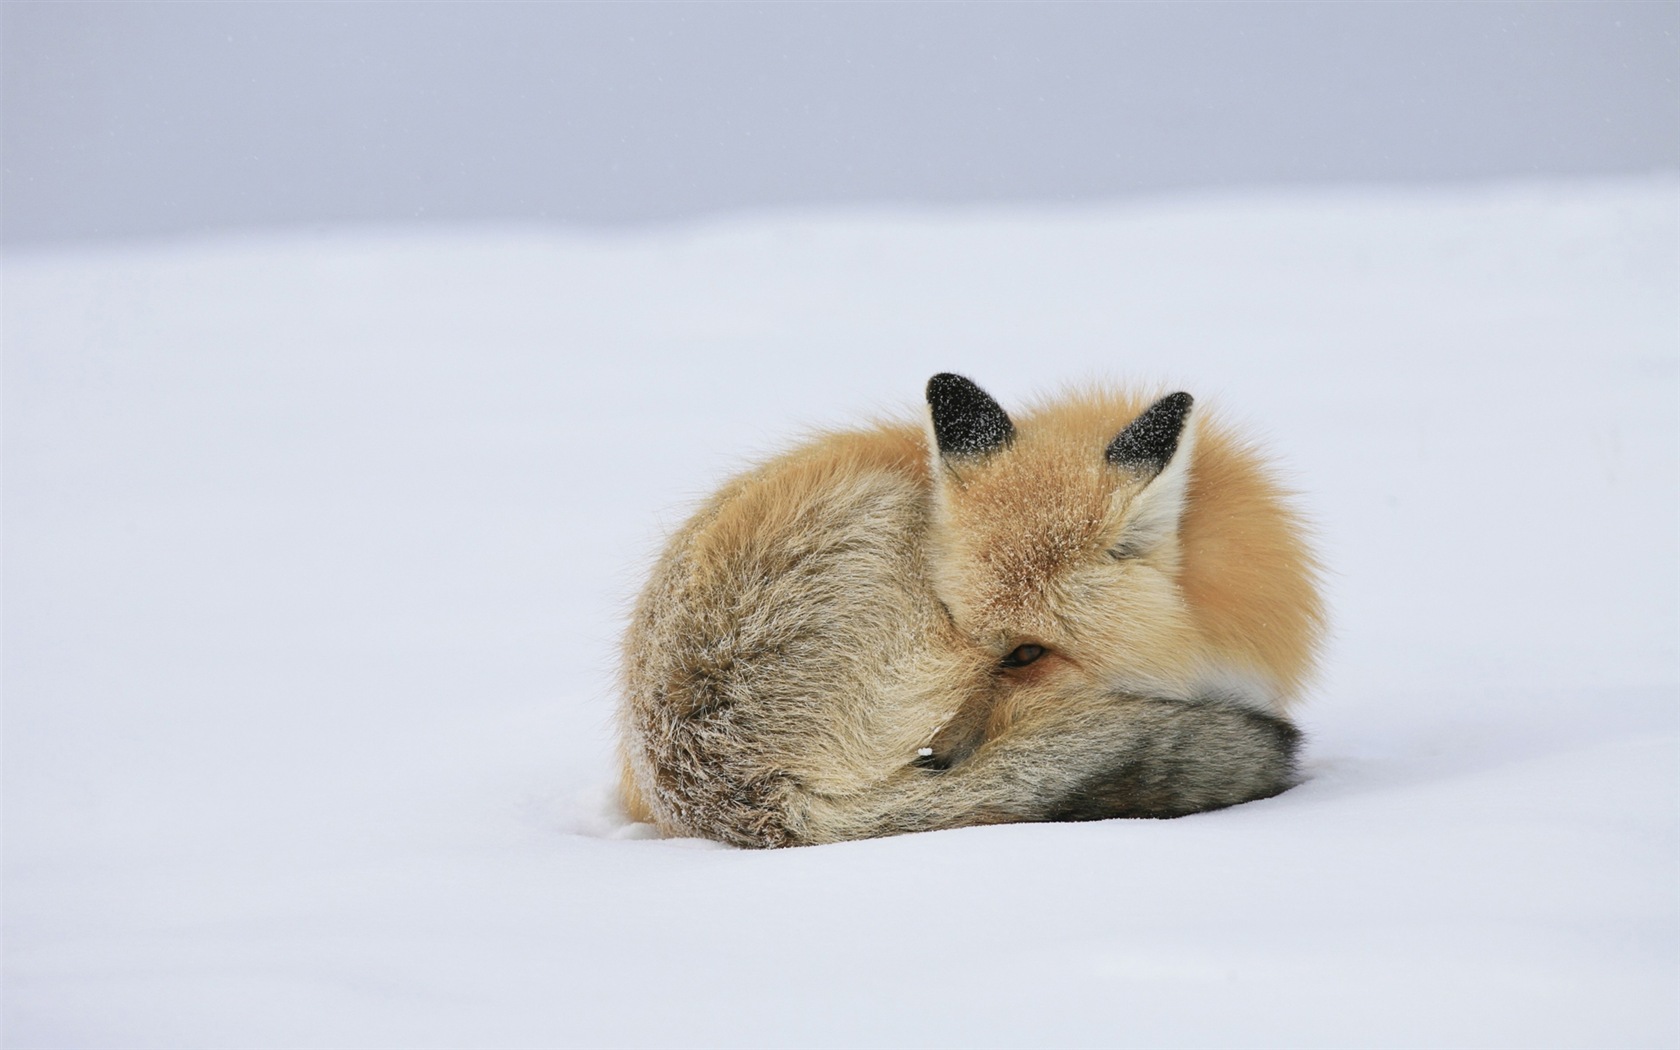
[[922, 373, 1323, 718]]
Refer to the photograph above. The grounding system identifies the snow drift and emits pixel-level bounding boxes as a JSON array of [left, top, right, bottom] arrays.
[[4, 178, 1676, 1047]]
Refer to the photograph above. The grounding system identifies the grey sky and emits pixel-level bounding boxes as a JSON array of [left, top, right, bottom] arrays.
[[3, 1, 1676, 245]]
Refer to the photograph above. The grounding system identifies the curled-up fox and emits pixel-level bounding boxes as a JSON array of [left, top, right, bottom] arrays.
[[619, 375, 1325, 847]]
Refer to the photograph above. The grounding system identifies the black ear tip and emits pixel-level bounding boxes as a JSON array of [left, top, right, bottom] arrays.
[[1105, 391, 1196, 472], [926, 372, 976, 403], [1145, 391, 1195, 427], [926, 373, 1014, 458]]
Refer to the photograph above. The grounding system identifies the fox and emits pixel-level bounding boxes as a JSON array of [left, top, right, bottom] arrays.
[[618, 374, 1325, 847]]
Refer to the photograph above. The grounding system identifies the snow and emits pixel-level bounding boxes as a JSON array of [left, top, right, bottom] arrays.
[[4, 179, 1676, 1047]]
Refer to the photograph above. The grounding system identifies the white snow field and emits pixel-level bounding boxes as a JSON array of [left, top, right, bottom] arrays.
[[4, 179, 1676, 1049]]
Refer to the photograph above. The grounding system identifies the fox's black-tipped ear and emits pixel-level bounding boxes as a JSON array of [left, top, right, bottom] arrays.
[[927, 373, 1014, 459], [1106, 392, 1194, 478], [1105, 392, 1197, 559]]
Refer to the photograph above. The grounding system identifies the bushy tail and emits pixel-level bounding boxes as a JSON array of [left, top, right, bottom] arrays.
[[800, 697, 1300, 844]]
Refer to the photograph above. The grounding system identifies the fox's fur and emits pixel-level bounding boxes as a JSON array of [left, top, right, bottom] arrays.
[[618, 376, 1325, 847]]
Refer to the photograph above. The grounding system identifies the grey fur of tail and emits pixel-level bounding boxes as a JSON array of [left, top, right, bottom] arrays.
[[805, 698, 1300, 844]]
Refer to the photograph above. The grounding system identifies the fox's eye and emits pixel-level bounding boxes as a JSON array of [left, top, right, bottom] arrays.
[[1001, 644, 1045, 668]]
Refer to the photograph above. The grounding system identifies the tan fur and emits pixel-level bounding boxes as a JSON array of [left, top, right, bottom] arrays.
[[617, 382, 1325, 846]]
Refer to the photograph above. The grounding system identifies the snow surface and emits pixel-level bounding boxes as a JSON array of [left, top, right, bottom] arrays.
[[4, 179, 1676, 1048]]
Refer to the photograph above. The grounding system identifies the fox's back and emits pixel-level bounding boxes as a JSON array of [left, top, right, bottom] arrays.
[[620, 424, 971, 846]]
